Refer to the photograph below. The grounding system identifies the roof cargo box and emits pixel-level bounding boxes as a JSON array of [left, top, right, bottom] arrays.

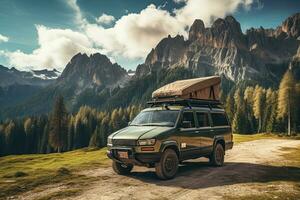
[[152, 76, 221, 101]]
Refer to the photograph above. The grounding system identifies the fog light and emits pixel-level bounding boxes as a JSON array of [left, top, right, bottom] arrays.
[[141, 147, 155, 151]]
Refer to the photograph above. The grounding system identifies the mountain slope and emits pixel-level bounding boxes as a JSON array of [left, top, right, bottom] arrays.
[[138, 14, 299, 84], [0, 65, 58, 87], [0, 53, 129, 119]]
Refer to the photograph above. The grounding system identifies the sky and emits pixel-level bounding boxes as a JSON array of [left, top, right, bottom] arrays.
[[0, 0, 299, 71]]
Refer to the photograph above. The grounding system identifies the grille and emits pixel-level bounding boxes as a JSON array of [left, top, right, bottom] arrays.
[[112, 139, 136, 146]]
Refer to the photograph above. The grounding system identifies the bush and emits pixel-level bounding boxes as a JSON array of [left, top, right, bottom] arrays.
[[14, 171, 28, 178], [56, 167, 71, 176]]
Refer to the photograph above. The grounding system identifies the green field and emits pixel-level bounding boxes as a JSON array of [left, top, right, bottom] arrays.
[[0, 148, 109, 199], [0, 134, 299, 199]]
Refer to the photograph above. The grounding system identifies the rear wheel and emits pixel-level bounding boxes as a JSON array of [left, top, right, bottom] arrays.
[[209, 143, 225, 166], [112, 161, 133, 175], [155, 149, 179, 180]]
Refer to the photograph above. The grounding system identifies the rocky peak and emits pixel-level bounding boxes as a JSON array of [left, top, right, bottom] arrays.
[[188, 19, 205, 41], [280, 13, 300, 38], [145, 34, 186, 66], [59, 52, 128, 88]]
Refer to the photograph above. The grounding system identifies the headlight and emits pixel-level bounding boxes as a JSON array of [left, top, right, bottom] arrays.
[[137, 139, 156, 146], [107, 138, 113, 145]]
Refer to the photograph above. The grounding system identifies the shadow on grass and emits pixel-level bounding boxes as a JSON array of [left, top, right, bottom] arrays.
[[128, 161, 300, 189]]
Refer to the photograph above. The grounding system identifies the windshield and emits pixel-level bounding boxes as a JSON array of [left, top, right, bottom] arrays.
[[130, 110, 179, 127]]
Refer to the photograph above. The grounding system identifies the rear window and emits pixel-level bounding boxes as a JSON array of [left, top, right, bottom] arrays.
[[211, 113, 229, 126], [196, 112, 210, 127]]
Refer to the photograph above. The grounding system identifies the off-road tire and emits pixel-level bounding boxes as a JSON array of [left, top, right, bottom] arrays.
[[155, 149, 179, 180], [112, 161, 133, 175], [209, 143, 225, 166]]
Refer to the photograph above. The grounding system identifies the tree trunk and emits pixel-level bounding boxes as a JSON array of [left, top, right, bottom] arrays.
[[288, 89, 291, 136], [288, 102, 291, 136]]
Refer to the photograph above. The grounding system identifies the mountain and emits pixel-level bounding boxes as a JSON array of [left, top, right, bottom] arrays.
[[1, 13, 300, 119], [136, 14, 300, 84], [0, 53, 129, 119], [0, 65, 58, 87], [0, 65, 59, 109]]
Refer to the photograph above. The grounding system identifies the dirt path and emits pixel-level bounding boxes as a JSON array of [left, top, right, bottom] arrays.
[[66, 139, 300, 200], [19, 139, 300, 200]]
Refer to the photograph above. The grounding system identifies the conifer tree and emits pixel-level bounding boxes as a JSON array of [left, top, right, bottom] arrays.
[[253, 86, 265, 133], [49, 95, 68, 152], [277, 70, 296, 135], [265, 90, 278, 133]]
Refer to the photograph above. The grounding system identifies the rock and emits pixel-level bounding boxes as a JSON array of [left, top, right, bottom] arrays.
[[136, 13, 300, 83]]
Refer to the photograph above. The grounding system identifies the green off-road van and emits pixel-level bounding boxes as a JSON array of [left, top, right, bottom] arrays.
[[107, 98, 233, 179]]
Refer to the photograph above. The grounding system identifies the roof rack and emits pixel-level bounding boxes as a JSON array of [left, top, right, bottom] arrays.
[[147, 97, 222, 109]]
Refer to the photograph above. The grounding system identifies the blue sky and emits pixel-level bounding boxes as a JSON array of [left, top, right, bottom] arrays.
[[0, 0, 299, 71]]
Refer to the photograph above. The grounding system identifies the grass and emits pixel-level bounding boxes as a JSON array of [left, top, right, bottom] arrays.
[[0, 147, 109, 199], [233, 133, 300, 144]]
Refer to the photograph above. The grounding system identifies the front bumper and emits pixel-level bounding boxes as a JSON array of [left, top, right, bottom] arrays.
[[107, 147, 161, 165]]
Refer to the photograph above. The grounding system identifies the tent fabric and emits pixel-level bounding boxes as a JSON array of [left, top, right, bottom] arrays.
[[152, 76, 221, 100]]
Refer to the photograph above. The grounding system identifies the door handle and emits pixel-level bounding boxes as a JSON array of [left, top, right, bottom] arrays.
[[195, 131, 200, 133]]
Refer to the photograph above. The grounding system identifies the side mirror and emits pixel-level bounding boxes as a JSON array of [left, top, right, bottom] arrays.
[[182, 121, 192, 129], [128, 121, 131, 126]]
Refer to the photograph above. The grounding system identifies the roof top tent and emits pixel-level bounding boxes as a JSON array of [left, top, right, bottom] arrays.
[[152, 76, 221, 100], [149, 76, 222, 108]]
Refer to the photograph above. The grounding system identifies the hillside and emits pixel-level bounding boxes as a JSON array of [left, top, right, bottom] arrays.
[[0, 53, 129, 119]]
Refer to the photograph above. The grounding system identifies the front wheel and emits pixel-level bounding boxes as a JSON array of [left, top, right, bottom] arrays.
[[155, 149, 179, 180], [209, 143, 225, 166], [112, 161, 133, 175]]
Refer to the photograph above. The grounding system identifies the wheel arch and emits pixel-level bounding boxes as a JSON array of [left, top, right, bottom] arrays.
[[160, 141, 180, 157], [213, 137, 225, 150]]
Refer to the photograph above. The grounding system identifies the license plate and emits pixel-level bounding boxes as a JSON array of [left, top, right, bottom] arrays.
[[117, 151, 128, 159]]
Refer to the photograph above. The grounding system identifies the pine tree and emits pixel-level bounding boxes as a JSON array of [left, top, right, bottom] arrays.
[[244, 86, 255, 132], [224, 94, 234, 122], [277, 70, 296, 135], [111, 109, 120, 131], [49, 95, 68, 153], [253, 86, 265, 133], [232, 89, 248, 133], [265, 90, 278, 133]]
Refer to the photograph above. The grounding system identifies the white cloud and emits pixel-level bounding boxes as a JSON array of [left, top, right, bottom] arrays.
[[173, 0, 187, 3], [174, 0, 253, 27], [3, 25, 101, 71], [0, 34, 9, 43], [96, 13, 115, 25], [86, 4, 185, 58], [4, 0, 255, 70], [66, 0, 87, 27], [85, 0, 254, 59]]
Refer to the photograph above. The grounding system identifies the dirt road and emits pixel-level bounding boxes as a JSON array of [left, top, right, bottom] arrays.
[[19, 138, 300, 200], [68, 139, 300, 200]]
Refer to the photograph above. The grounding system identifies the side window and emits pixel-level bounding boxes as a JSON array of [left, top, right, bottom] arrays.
[[211, 113, 229, 126], [181, 112, 196, 128], [196, 112, 210, 127]]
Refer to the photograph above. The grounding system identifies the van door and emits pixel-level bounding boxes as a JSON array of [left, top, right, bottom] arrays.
[[195, 111, 213, 155], [178, 111, 199, 159]]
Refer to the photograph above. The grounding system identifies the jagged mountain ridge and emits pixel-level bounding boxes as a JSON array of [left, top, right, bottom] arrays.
[[0, 53, 130, 119], [136, 13, 300, 83], [0, 65, 59, 87]]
